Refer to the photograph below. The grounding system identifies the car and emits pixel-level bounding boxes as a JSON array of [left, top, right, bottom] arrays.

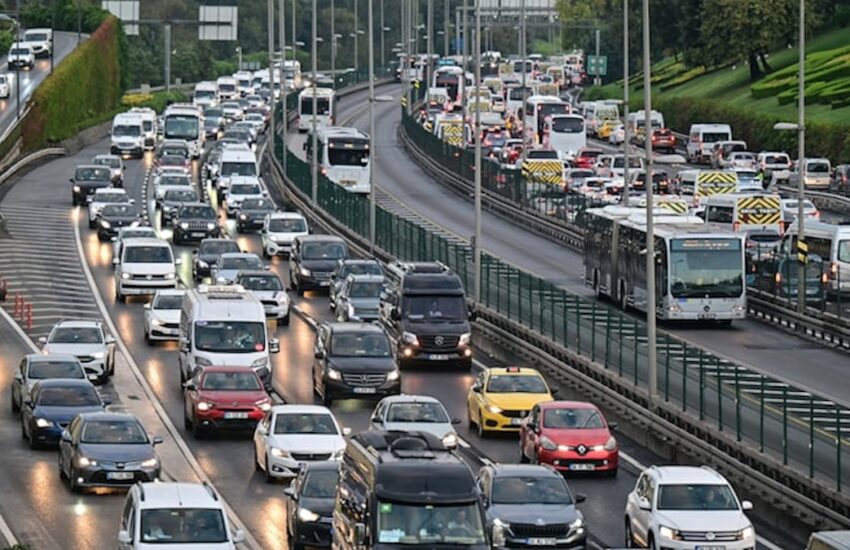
[[328, 258, 384, 309], [573, 147, 604, 169], [723, 151, 757, 171], [334, 274, 384, 322], [172, 203, 220, 245], [235, 270, 290, 324], [153, 173, 194, 203], [563, 168, 596, 192], [21, 379, 108, 449], [647, 128, 676, 153], [244, 112, 267, 132], [11, 354, 86, 412], [204, 107, 225, 138], [253, 404, 348, 481], [211, 252, 266, 285], [112, 226, 157, 265], [221, 101, 244, 121], [312, 322, 401, 406], [7, 43, 35, 70], [261, 211, 309, 257], [608, 123, 626, 145], [289, 235, 350, 295], [757, 151, 792, 182], [283, 461, 339, 549], [368, 394, 460, 449], [70, 164, 113, 206], [92, 154, 125, 186], [156, 139, 191, 160], [223, 177, 265, 216], [193, 238, 241, 280], [144, 289, 186, 343], [624, 465, 756, 549], [780, 198, 819, 222], [236, 197, 276, 232], [519, 401, 618, 476], [160, 188, 200, 221], [58, 412, 162, 492], [154, 154, 192, 176], [114, 238, 179, 301], [631, 170, 670, 194], [232, 120, 259, 143], [183, 366, 272, 439], [0, 74, 9, 98], [831, 164, 850, 195], [119, 482, 246, 549], [87, 187, 131, 228], [467, 366, 556, 437], [480, 464, 587, 549], [39, 320, 115, 384], [21, 28, 52, 58], [97, 203, 142, 241]]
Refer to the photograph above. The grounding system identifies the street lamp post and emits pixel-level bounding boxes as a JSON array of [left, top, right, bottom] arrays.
[[642, 0, 657, 409], [267, 0, 276, 161], [311, 0, 318, 204], [281, 0, 287, 178], [331, 0, 335, 80], [473, 0, 482, 302], [368, 0, 377, 250], [381, 0, 386, 69], [354, 0, 359, 74], [426, 0, 433, 106], [622, 0, 630, 206]]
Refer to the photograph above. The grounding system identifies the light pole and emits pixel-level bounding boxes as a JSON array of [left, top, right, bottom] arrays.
[[368, 0, 377, 250], [382, 27, 391, 69], [354, 0, 359, 74], [473, 0, 482, 302], [426, 0, 433, 105], [281, 0, 287, 178], [236, 46, 242, 71], [311, 0, 318, 204], [292, 0, 297, 66], [642, 0, 657, 409], [0, 15, 20, 119], [443, 0, 450, 56], [331, 0, 335, 79], [267, 0, 276, 161], [622, 0, 630, 206]]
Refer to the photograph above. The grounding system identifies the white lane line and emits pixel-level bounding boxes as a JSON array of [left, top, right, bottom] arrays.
[[71, 207, 263, 550]]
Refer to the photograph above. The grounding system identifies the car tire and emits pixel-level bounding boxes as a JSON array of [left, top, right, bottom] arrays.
[[88, 218, 96, 229], [96, 371, 109, 386], [28, 425, 39, 449], [519, 445, 529, 463], [605, 467, 619, 478], [192, 417, 204, 439], [68, 467, 80, 493], [58, 454, 66, 480], [144, 329, 151, 344], [264, 453, 275, 483], [11, 391, 19, 413], [321, 386, 333, 407], [20, 420, 26, 440], [648, 534, 657, 550], [476, 410, 486, 439], [624, 519, 635, 547], [254, 445, 262, 472], [281, 314, 290, 326]]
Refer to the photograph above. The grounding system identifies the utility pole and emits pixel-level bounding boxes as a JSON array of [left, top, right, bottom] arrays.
[[426, 0, 433, 105], [368, 0, 377, 251], [354, 0, 359, 74], [622, 0, 630, 206], [642, 0, 657, 409], [473, 0, 482, 302], [521, 0, 528, 157], [594, 27, 601, 86], [164, 24, 172, 92], [796, 0, 806, 314], [311, 0, 318, 204], [292, 0, 297, 67], [281, 0, 287, 178], [77, 0, 81, 44], [380, 0, 385, 69], [443, 0, 450, 56], [460, 0, 467, 137], [267, 0, 276, 161], [331, 0, 336, 83]]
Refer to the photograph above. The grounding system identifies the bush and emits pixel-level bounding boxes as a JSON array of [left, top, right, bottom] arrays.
[[121, 90, 188, 112]]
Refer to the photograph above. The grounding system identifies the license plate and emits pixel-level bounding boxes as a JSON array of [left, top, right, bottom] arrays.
[[319, 281, 331, 286], [429, 354, 450, 360], [527, 538, 557, 546], [353, 387, 376, 394], [569, 463, 596, 471], [510, 418, 523, 426], [107, 472, 134, 480], [224, 412, 249, 419], [698, 313, 717, 319], [695, 546, 726, 550], [191, 232, 206, 238]]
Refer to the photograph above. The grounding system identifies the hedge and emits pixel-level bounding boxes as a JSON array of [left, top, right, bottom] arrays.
[[121, 90, 188, 113], [22, 16, 124, 151]]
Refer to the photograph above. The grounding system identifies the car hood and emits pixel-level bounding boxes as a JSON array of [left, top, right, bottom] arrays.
[[382, 422, 453, 439], [121, 263, 175, 275], [75, 180, 111, 189], [134, 543, 233, 550], [299, 496, 335, 519], [300, 259, 339, 272], [248, 289, 286, 301], [654, 510, 750, 532], [34, 404, 103, 423], [542, 427, 611, 446], [200, 389, 269, 405], [266, 433, 346, 453], [485, 393, 551, 411], [401, 319, 470, 335], [241, 209, 275, 218], [150, 309, 181, 323], [78, 443, 155, 462], [267, 230, 307, 242], [43, 343, 104, 356], [348, 297, 381, 310], [327, 356, 397, 371], [102, 215, 140, 225], [213, 268, 241, 281], [489, 503, 580, 525]]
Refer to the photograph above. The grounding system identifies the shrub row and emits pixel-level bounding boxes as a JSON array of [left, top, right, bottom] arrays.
[[121, 90, 188, 113]]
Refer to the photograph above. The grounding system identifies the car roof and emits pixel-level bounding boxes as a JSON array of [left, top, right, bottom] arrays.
[[220, 252, 260, 259], [650, 465, 728, 485], [269, 404, 334, 415], [94, 154, 121, 160], [93, 188, 126, 194], [237, 270, 278, 278], [302, 460, 342, 473], [379, 394, 443, 406], [199, 365, 262, 376], [486, 366, 542, 377], [538, 400, 598, 411], [123, 237, 171, 247], [153, 289, 187, 298], [75, 164, 107, 170], [328, 322, 386, 335], [268, 211, 305, 219], [346, 274, 385, 283], [33, 378, 95, 388], [134, 482, 223, 509], [297, 234, 346, 243], [490, 464, 563, 478]]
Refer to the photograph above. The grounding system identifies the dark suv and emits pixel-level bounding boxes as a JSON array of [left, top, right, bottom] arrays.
[[312, 322, 401, 406], [192, 238, 241, 280], [237, 197, 276, 233], [70, 165, 113, 206], [289, 235, 349, 295], [172, 203, 220, 245]]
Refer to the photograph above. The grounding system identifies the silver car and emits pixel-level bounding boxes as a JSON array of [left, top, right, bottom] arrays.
[[11, 354, 86, 413], [368, 394, 460, 449], [334, 274, 384, 322]]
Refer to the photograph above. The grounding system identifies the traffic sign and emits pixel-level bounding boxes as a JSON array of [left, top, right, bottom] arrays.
[[587, 55, 607, 76]]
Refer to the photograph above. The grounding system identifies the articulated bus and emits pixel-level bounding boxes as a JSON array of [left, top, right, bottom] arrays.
[[305, 127, 371, 194], [584, 206, 747, 323]]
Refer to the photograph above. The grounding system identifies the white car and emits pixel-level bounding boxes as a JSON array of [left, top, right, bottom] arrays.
[[0, 74, 9, 98], [21, 28, 52, 58], [7, 43, 34, 70], [261, 212, 309, 257], [253, 404, 349, 480], [220, 101, 244, 121], [39, 321, 115, 384], [368, 394, 460, 449], [608, 124, 626, 145], [211, 252, 265, 285], [88, 188, 131, 228], [624, 465, 755, 549], [112, 226, 157, 265], [144, 289, 186, 343], [781, 198, 819, 222], [114, 238, 179, 302], [244, 112, 267, 132], [153, 173, 194, 203], [235, 270, 290, 324], [223, 177, 265, 216]]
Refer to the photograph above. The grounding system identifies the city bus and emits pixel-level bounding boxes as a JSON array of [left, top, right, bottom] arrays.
[[433, 66, 463, 108], [524, 95, 571, 145], [584, 206, 747, 323], [305, 127, 371, 194], [163, 104, 204, 158], [543, 114, 586, 156], [297, 87, 336, 132]]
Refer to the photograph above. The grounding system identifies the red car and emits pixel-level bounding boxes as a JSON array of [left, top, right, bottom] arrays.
[[650, 128, 676, 153], [183, 366, 272, 438], [519, 401, 619, 476], [573, 147, 603, 169]]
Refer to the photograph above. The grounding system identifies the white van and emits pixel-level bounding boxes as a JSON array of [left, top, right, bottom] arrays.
[[783, 220, 850, 294], [214, 145, 259, 194], [179, 285, 279, 386], [216, 76, 239, 102], [298, 87, 336, 132], [111, 112, 145, 158], [701, 193, 784, 234], [128, 107, 157, 150], [21, 28, 52, 58], [193, 81, 218, 108], [626, 109, 665, 137], [114, 238, 179, 302], [233, 70, 255, 96], [789, 158, 831, 189], [687, 123, 733, 164]]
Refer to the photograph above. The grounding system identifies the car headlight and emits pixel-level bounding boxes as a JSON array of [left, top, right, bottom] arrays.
[[402, 331, 419, 345], [206, 222, 216, 231], [441, 433, 458, 448], [256, 399, 272, 412], [386, 368, 400, 382], [121, 272, 131, 280], [197, 260, 208, 268], [251, 357, 268, 369], [270, 447, 289, 458], [331, 448, 345, 460], [35, 418, 52, 428], [73, 185, 81, 192], [180, 222, 189, 229], [151, 318, 163, 326], [197, 401, 212, 411], [603, 435, 617, 451], [492, 519, 508, 547], [276, 292, 290, 305], [539, 435, 558, 451], [485, 404, 503, 415], [165, 272, 176, 280], [240, 214, 247, 220], [141, 457, 159, 468], [77, 456, 96, 467], [91, 351, 105, 359], [459, 332, 471, 346], [658, 525, 679, 540], [299, 267, 311, 277], [100, 220, 111, 229], [326, 367, 342, 380], [297, 507, 320, 523], [740, 526, 754, 540], [569, 517, 583, 531]]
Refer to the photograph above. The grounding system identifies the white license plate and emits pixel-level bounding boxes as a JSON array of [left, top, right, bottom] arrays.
[[510, 418, 523, 426], [353, 387, 376, 394], [695, 546, 726, 550], [107, 472, 134, 480], [319, 281, 331, 286], [527, 538, 557, 546], [224, 412, 249, 419], [698, 313, 717, 319], [569, 463, 596, 471], [429, 354, 450, 360], [191, 232, 206, 238]]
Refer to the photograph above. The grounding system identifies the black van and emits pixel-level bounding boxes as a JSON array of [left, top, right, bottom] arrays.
[[333, 431, 490, 550], [378, 261, 475, 368]]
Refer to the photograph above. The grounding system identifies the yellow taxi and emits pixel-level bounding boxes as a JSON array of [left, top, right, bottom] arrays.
[[467, 366, 555, 437], [596, 119, 619, 140]]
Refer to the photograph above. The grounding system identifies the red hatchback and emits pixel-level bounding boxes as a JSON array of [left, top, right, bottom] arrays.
[[519, 401, 618, 476], [573, 147, 603, 169], [183, 366, 272, 439]]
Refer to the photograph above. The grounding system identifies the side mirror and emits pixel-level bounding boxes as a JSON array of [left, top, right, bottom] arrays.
[[102, 399, 112, 407], [232, 529, 246, 544], [283, 485, 296, 497], [342, 426, 352, 436], [550, 387, 559, 396], [451, 418, 462, 425], [354, 523, 367, 546], [638, 498, 651, 511], [256, 423, 268, 435], [175, 258, 183, 265], [106, 336, 116, 345], [264, 265, 271, 271], [38, 336, 47, 344], [574, 493, 586, 504], [143, 303, 151, 310], [608, 422, 619, 431], [314, 349, 325, 359], [741, 500, 753, 511], [69, 178, 74, 184], [468, 306, 478, 321], [152, 436, 163, 446], [180, 339, 190, 353], [118, 530, 132, 544], [129, 198, 136, 204], [390, 308, 401, 321], [113, 257, 120, 265], [61, 429, 72, 443], [183, 382, 196, 391], [472, 384, 482, 393], [23, 400, 33, 408], [370, 415, 381, 424], [269, 338, 280, 353]]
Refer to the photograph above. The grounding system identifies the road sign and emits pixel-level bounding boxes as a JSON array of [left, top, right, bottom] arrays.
[[587, 55, 607, 76], [101, 0, 139, 35], [199, 6, 238, 41]]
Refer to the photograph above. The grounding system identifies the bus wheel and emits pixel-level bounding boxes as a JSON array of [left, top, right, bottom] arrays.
[[618, 283, 628, 311]]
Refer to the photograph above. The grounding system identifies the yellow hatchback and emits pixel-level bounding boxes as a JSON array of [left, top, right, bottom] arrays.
[[467, 366, 555, 437], [596, 119, 619, 140]]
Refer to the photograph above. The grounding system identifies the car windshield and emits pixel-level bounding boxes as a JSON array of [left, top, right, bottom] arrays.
[[808, 161, 830, 173], [37, 386, 100, 406], [194, 321, 266, 353], [242, 198, 274, 210], [240, 275, 282, 291], [25, 33, 48, 41], [201, 371, 261, 390], [273, 413, 338, 434], [50, 327, 102, 344], [340, 263, 383, 278], [747, 232, 781, 244], [161, 147, 188, 158], [613, 157, 643, 169], [765, 155, 788, 164], [140, 509, 227, 544], [403, 295, 466, 321], [269, 218, 306, 232], [81, 419, 148, 444], [230, 183, 261, 195], [492, 476, 572, 505], [159, 157, 186, 166], [205, 108, 223, 118], [301, 97, 331, 115], [656, 484, 739, 511], [543, 408, 605, 429], [180, 206, 215, 219], [486, 374, 548, 394], [220, 256, 262, 270], [165, 190, 198, 202], [529, 151, 559, 159], [387, 402, 449, 423], [302, 241, 347, 260], [670, 238, 743, 298], [328, 146, 369, 167], [75, 168, 111, 181], [124, 246, 173, 263], [222, 102, 241, 110], [28, 360, 84, 380], [331, 333, 391, 357], [221, 162, 257, 177], [94, 157, 121, 168], [159, 176, 191, 186], [10, 48, 30, 56], [196, 90, 216, 99], [376, 502, 486, 545], [301, 470, 340, 498], [121, 229, 154, 240], [154, 295, 183, 309], [114, 125, 141, 137], [201, 241, 240, 255], [349, 281, 383, 298]]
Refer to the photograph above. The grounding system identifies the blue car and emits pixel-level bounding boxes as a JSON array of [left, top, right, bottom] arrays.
[[21, 379, 108, 449]]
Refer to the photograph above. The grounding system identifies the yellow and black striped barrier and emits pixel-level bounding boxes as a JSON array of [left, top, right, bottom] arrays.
[[400, 96, 408, 107], [736, 195, 782, 226], [695, 170, 739, 199], [442, 124, 464, 146], [797, 240, 808, 264], [521, 160, 563, 185]]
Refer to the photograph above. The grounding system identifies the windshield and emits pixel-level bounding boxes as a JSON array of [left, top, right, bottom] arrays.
[[121, 229, 154, 240], [403, 295, 466, 321], [220, 256, 262, 270], [165, 116, 199, 140], [159, 157, 187, 167], [269, 218, 307, 232], [195, 90, 216, 99], [328, 146, 369, 167], [164, 190, 198, 202], [219, 83, 237, 92], [10, 48, 30, 55], [114, 125, 141, 137], [124, 246, 173, 264], [747, 232, 781, 244], [94, 193, 126, 203], [201, 241, 240, 255], [240, 275, 283, 291], [37, 386, 100, 406], [341, 263, 383, 278], [613, 157, 643, 169], [75, 168, 111, 181], [25, 33, 48, 41], [94, 157, 120, 168], [273, 413, 338, 434], [154, 295, 183, 309], [102, 204, 136, 217], [486, 374, 548, 393], [840, 240, 850, 262], [543, 408, 604, 429], [140, 509, 227, 544], [492, 476, 571, 505], [241, 198, 274, 211], [158, 176, 191, 187], [349, 281, 383, 298], [331, 333, 391, 357], [179, 206, 215, 219], [201, 370, 261, 390], [551, 117, 583, 133], [670, 239, 743, 298], [808, 161, 830, 173], [302, 241, 347, 260], [194, 321, 266, 353], [301, 97, 331, 115], [50, 327, 102, 344], [376, 502, 486, 545], [657, 484, 739, 511], [765, 155, 788, 164], [230, 183, 261, 195], [702, 132, 730, 143], [387, 402, 449, 423], [205, 108, 223, 118], [28, 360, 84, 380], [302, 470, 339, 498], [81, 420, 148, 444]]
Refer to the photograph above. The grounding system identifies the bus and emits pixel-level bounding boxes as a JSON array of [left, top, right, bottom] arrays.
[[163, 104, 204, 158], [306, 127, 371, 194], [192, 81, 218, 108], [524, 95, 571, 145], [297, 87, 336, 132], [282, 60, 302, 90], [433, 66, 463, 108], [543, 114, 586, 156], [216, 76, 239, 101], [584, 206, 747, 323]]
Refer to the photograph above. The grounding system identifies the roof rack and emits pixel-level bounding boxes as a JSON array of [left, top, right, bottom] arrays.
[[137, 481, 145, 501], [388, 260, 451, 275], [202, 481, 219, 501]]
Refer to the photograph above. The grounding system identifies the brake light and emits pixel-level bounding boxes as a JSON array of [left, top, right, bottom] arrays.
[[775, 272, 782, 286], [732, 222, 740, 232]]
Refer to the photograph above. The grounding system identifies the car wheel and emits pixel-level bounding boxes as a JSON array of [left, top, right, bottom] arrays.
[[648, 534, 657, 550], [264, 453, 275, 483], [68, 467, 80, 493], [254, 445, 262, 472], [281, 314, 290, 326], [58, 454, 66, 480], [96, 371, 109, 386], [11, 390, 19, 413], [144, 328, 151, 344], [624, 519, 635, 547], [476, 410, 486, 439], [605, 467, 619, 478], [116, 289, 126, 303], [28, 425, 39, 449], [321, 386, 333, 407], [191, 414, 204, 439], [20, 420, 26, 440], [88, 218, 96, 229], [519, 444, 529, 463], [108, 356, 115, 376]]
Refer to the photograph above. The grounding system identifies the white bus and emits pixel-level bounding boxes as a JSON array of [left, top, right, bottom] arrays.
[[306, 127, 371, 194], [283, 60, 302, 90], [216, 76, 239, 101], [192, 81, 218, 108], [297, 87, 336, 132], [163, 104, 204, 158], [543, 114, 586, 156], [585, 206, 747, 323], [524, 95, 571, 145], [432, 66, 463, 108]]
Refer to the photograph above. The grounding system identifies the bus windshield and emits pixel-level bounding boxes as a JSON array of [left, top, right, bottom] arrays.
[[165, 116, 199, 140], [669, 238, 743, 298], [328, 141, 369, 166]]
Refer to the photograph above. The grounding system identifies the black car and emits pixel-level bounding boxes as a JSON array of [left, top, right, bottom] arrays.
[[289, 235, 350, 295], [237, 197, 277, 232], [11, 354, 86, 413], [58, 412, 162, 492], [193, 238, 241, 280], [172, 203, 220, 245], [21, 379, 108, 449], [312, 322, 401, 406], [478, 464, 587, 549], [161, 188, 200, 221], [97, 204, 141, 241], [284, 462, 339, 550], [71, 165, 113, 206]]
